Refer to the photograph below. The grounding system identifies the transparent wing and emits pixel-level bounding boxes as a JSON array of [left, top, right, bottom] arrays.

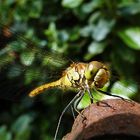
[[0, 22, 71, 102]]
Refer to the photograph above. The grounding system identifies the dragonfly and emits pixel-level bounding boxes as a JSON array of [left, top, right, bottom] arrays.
[[0, 22, 137, 140]]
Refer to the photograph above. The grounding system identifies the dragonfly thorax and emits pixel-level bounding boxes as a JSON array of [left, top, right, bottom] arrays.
[[62, 62, 87, 89]]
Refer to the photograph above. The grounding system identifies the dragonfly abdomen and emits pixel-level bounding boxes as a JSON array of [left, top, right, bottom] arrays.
[[29, 79, 62, 97]]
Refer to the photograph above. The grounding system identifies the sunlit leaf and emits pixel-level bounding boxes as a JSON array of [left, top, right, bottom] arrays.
[[58, 30, 69, 42], [84, 41, 106, 60], [111, 80, 138, 98], [92, 18, 115, 41], [88, 41, 106, 55], [62, 0, 83, 8], [118, 27, 140, 50], [20, 51, 35, 66], [88, 12, 101, 24], [80, 25, 94, 37], [77, 90, 105, 109], [81, 0, 103, 14]]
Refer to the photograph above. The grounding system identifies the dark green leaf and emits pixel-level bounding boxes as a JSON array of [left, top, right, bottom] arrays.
[[0, 126, 11, 140], [118, 2, 140, 15], [11, 115, 32, 140]]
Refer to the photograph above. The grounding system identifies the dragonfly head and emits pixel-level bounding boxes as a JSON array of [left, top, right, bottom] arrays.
[[85, 61, 110, 88]]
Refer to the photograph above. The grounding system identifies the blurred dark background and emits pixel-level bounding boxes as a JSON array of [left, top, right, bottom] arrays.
[[0, 0, 140, 140]]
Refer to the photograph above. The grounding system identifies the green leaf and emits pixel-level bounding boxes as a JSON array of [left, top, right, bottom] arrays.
[[118, 0, 134, 6], [92, 18, 115, 41], [119, 3, 140, 15], [84, 42, 106, 60], [118, 27, 140, 50], [25, 69, 40, 84], [80, 25, 94, 37], [62, 0, 83, 8], [9, 41, 26, 52], [28, 1, 42, 18], [88, 41, 106, 55], [12, 115, 32, 140], [20, 51, 35, 66], [0, 126, 11, 140], [81, 0, 103, 14], [111, 44, 136, 64], [58, 30, 69, 42], [7, 65, 22, 78], [69, 27, 80, 41], [77, 92, 90, 109], [111, 80, 138, 98], [77, 90, 105, 109], [111, 46, 136, 80], [88, 12, 101, 24], [44, 22, 58, 41]]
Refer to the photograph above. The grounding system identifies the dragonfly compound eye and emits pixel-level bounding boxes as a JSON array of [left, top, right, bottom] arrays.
[[85, 61, 104, 80], [84, 61, 110, 88], [93, 66, 110, 88]]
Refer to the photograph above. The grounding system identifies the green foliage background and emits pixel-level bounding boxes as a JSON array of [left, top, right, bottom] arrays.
[[1, 0, 140, 139]]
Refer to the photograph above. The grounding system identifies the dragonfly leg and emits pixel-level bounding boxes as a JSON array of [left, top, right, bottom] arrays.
[[87, 89, 114, 109], [90, 88, 115, 109], [97, 89, 134, 105], [97, 89, 126, 100], [54, 90, 83, 140], [87, 88, 94, 103], [71, 105, 76, 120], [73, 91, 85, 119], [96, 100, 116, 110]]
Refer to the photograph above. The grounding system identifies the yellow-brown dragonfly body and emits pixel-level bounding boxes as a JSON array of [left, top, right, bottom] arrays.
[[29, 61, 110, 97]]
